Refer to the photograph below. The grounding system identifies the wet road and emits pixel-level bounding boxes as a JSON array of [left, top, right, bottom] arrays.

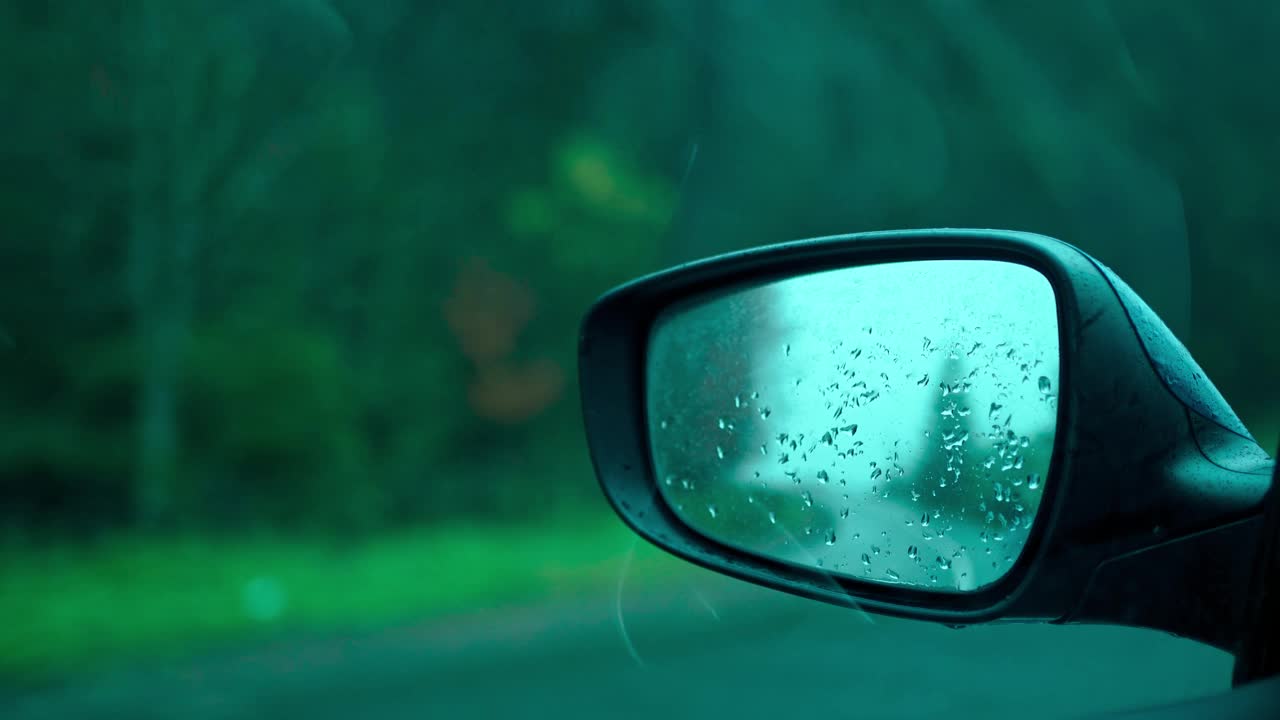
[[4, 571, 1233, 720]]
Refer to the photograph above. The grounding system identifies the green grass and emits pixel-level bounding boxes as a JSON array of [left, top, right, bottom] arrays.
[[0, 511, 678, 683]]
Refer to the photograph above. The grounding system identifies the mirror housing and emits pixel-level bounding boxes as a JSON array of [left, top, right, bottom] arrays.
[[579, 230, 1274, 650]]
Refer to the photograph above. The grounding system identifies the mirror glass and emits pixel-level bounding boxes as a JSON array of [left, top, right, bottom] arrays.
[[646, 260, 1060, 592]]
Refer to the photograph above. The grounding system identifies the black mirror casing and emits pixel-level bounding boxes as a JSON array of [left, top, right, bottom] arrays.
[[578, 229, 1273, 651]]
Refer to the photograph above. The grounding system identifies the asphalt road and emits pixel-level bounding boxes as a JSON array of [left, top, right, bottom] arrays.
[[3, 570, 1234, 720]]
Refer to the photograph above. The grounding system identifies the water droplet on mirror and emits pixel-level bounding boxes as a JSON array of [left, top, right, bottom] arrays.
[[885, 569, 901, 581], [1038, 376, 1052, 395], [664, 475, 675, 486], [715, 446, 724, 460], [660, 418, 671, 430], [921, 513, 930, 527], [707, 504, 718, 518], [907, 545, 919, 560], [734, 395, 743, 408], [801, 491, 813, 508], [936, 556, 952, 570], [825, 529, 837, 545], [1027, 473, 1041, 490], [817, 470, 830, 484], [918, 374, 930, 386], [768, 511, 777, 524], [872, 545, 881, 555], [840, 507, 850, 519], [784, 344, 791, 357], [861, 553, 871, 566]]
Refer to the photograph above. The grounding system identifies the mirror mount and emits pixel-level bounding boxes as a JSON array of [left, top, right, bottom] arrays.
[[580, 229, 1274, 648]]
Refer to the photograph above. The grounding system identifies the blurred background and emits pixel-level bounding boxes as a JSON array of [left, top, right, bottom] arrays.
[[1, 1, 1277, 718]]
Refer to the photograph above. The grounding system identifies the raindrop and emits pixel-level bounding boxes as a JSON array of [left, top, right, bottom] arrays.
[[707, 504, 718, 518], [885, 569, 901, 581], [801, 491, 813, 508], [989, 403, 1004, 420], [821, 431, 834, 445], [871, 545, 882, 555], [918, 374, 931, 386], [760, 444, 768, 456], [1038, 376, 1052, 395], [759, 406, 773, 420], [778, 453, 790, 465], [734, 395, 744, 408], [825, 529, 837, 546], [861, 553, 871, 565], [717, 417, 734, 431], [768, 511, 777, 524], [785, 344, 791, 357], [1028, 473, 1041, 490], [663, 475, 675, 486], [907, 545, 919, 560], [817, 470, 830, 484], [660, 418, 672, 430], [921, 513, 931, 527], [715, 446, 725, 460], [936, 556, 952, 570], [840, 507, 850, 519]]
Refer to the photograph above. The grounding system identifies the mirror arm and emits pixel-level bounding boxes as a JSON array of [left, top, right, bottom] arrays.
[[1058, 451, 1274, 653], [1060, 515, 1262, 652], [1233, 441, 1280, 686]]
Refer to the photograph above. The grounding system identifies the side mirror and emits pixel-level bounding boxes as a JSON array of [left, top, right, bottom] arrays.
[[579, 230, 1274, 650]]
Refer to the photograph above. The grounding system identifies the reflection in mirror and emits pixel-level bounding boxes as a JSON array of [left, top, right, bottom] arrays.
[[646, 260, 1060, 592]]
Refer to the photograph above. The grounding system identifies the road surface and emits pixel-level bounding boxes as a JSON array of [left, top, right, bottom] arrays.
[[3, 569, 1233, 720]]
